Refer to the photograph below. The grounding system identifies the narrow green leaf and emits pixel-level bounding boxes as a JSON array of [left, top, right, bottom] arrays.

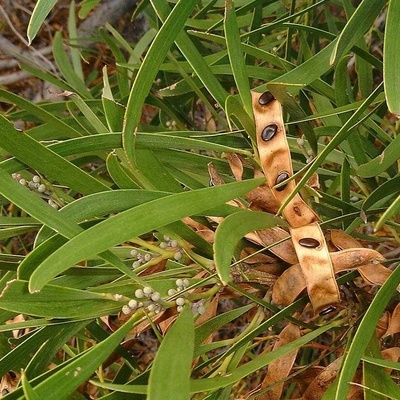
[[67, 92, 109, 133], [78, 0, 101, 19], [194, 304, 253, 347], [276, 82, 383, 216], [27, 314, 139, 399], [362, 356, 400, 372], [27, 0, 58, 44], [0, 89, 82, 139], [330, 0, 386, 65], [0, 322, 87, 377], [357, 131, 400, 178], [363, 335, 400, 400], [151, 0, 228, 109], [335, 263, 400, 399], [0, 115, 109, 195], [214, 210, 284, 284], [0, 280, 122, 319], [68, 1, 84, 81], [374, 193, 400, 231], [52, 32, 92, 98], [122, 0, 198, 162], [22, 371, 41, 400], [361, 174, 400, 214], [91, 320, 337, 395], [224, 0, 253, 118], [384, 0, 400, 114], [148, 306, 194, 400], [29, 178, 264, 292]]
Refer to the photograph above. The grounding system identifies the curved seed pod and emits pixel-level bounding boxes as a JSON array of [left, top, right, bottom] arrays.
[[383, 303, 400, 338], [272, 247, 388, 306], [328, 230, 395, 289], [252, 91, 318, 228], [256, 323, 301, 400], [255, 227, 298, 264], [301, 358, 343, 400], [330, 229, 361, 249], [272, 263, 305, 306], [290, 222, 339, 312]]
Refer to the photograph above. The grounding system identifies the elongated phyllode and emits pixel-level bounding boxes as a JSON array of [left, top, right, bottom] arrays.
[[258, 91, 275, 105]]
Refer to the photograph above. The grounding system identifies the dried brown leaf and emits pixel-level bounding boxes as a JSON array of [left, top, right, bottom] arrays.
[[383, 302, 400, 337], [253, 227, 298, 264], [301, 357, 342, 400], [226, 152, 243, 181], [255, 323, 301, 400]]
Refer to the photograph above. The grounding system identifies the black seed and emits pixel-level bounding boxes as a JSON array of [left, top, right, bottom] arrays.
[[319, 306, 337, 316], [261, 124, 278, 141], [299, 237, 321, 248], [258, 91, 275, 105], [275, 171, 290, 191]]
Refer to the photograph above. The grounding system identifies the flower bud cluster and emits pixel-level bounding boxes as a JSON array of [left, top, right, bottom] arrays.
[[121, 286, 163, 315], [130, 249, 154, 269], [158, 235, 182, 261], [12, 173, 60, 209], [166, 279, 206, 315]]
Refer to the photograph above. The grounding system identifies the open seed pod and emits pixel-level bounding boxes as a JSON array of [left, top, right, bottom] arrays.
[[252, 91, 319, 228], [252, 91, 339, 312]]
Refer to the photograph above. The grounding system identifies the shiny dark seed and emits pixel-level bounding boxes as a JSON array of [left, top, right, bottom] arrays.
[[258, 91, 275, 106], [299, 237, 321, 248], [261, 124, 278, 141], [319, 306, 337, 316], [275, 171, 290, 191]]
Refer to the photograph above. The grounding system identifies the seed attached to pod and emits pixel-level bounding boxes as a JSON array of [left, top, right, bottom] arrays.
[[275, 171, 290, 191], [261, 124, 278, 141], [258, 91, 275, 106], [299, 237, 321, 248]]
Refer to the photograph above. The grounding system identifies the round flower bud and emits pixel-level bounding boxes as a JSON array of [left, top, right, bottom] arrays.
[[38, 184, 46, 193], [135, 289, 145, 299], [143, 286, 154, 297], [130, 249, 138, 257], [177, 305, 183, 312], [182, 279, 190, 288], [170, 240, 178, 248], [19, 179, 27, 186], [151, 292, 161, 302], [173, 252, 182, 261], [132, 260, 142, 269], [175, 297, 185, 306], [32, 175, 41, 183], [144, 253, 152, 262], [128, 299, 138, 309], [122, 305, 131, 315], [176, 278, 184, 288], [167, 288, 177, 296]]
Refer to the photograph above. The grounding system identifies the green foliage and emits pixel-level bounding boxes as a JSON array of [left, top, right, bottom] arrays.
[[0, 0, 399, 399]]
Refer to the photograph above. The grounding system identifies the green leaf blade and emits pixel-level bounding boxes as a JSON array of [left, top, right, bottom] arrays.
[[384, 0, 400, 115], [148, 306, 195, 400]]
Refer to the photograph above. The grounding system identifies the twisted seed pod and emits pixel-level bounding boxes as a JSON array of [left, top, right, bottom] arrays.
[[252, 90, 339, 312], [252, 91, 318, 228]]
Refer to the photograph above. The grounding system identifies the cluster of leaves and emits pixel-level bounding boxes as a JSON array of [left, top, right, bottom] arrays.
[[0, 0, 399, 399]]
